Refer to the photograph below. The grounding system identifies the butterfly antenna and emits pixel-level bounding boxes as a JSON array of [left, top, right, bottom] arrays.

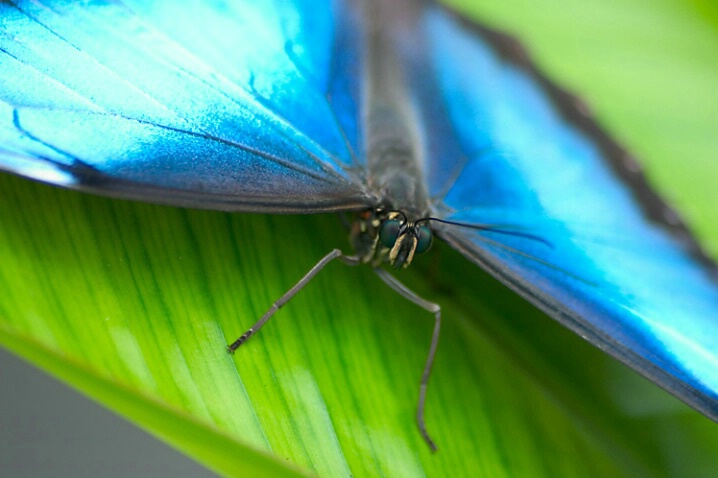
[[423, 217, 554, 248], [424, 217, 599, 285]]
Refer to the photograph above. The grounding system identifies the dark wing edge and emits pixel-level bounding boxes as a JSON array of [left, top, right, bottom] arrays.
[[1, 163, 371, 215], [0, 117, 374, 215]]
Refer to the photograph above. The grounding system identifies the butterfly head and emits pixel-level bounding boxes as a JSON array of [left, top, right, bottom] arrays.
[[379, 212, 433, 268], [352, 209, 433, 269]]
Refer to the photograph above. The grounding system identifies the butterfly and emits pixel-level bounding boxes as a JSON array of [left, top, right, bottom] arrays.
[[1, 0, 718, 452]]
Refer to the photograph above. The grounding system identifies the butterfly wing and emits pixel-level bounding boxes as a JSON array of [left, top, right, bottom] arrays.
[[414, 6, 718, 419], [6, 0, 718, 423], [0, 0, 370, 213]]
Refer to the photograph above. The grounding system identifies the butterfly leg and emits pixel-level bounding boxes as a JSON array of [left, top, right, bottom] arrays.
[[227, 249, 359, 353], [373, 268, 440, 452]]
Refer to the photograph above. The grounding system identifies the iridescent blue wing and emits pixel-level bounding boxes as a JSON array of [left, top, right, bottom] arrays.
[[0, 0, 370, 213], [414, 6, 718, 419]]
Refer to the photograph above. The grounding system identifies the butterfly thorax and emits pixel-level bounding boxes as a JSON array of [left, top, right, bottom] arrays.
[[363, 0, 429, 213], [356, 0, 432, 269], [361, 121, 431, 269]]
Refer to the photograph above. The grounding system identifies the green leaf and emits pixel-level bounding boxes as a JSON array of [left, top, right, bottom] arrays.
[[2, 0, 718, 476]]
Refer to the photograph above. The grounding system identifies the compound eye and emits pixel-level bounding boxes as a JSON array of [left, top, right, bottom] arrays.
[[415, 225, 433, 254], [379, 219, 402, 248]]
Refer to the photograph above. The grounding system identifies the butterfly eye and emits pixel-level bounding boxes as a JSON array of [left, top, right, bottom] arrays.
[[379, 219, 402, 248], [415, 225, 433, 254]]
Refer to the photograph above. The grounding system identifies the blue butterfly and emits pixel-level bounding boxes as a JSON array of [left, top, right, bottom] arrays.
[[2, 0, 718, 452]]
